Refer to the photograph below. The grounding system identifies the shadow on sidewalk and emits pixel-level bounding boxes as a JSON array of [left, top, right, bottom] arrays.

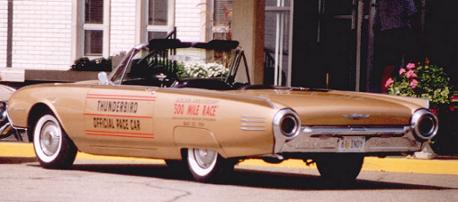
[[45, 163, 456, 191], [0, 157, 36, 164]]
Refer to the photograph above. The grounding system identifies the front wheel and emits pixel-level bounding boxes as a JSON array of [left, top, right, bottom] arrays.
[[33, 114, 77, 169], [315, 154, 364, 184], [186, 148, 234, 183]]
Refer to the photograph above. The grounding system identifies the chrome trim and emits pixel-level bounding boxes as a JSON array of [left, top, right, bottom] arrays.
[[411, 109, 439, 140], [0, 122, 12, 136], [240, 116, 266, 131], [343, 113, 370, 120], [241, 120, 265, 123], [302, 126, 408, 137], [240, 127, 266, 131], [273, 108, 300, 152], [273, 124, 417, 154], [0, 109, 7, 122], [278, 135, 421, 154]]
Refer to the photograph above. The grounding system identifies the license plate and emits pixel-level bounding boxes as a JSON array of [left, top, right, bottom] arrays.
[[338, 136, 365, 152]]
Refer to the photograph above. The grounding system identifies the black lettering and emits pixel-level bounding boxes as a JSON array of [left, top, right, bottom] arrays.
[[96, 100, 139, 114], [93, 117, 115, 129], [130, 119, 141, 131]]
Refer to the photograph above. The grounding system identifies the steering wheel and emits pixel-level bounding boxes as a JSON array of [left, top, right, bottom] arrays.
[[145, 63, 179, 87]]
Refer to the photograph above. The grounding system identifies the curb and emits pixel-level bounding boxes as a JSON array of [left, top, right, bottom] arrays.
[[1, 142, 457, 175]]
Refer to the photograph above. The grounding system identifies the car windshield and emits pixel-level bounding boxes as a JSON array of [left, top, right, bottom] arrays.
[[108, 45, 250, 88]]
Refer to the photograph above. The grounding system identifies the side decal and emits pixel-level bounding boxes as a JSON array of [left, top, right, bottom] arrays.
[[84, 93, 155, 139]]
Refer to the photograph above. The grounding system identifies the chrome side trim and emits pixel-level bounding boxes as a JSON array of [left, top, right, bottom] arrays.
[[301, 126, 408, 137], [240, 127, 265, 131], [240, 116, 266, 131]]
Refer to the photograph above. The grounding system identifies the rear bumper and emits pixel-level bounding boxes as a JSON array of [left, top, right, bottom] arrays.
[[274, 126, 422, 154]]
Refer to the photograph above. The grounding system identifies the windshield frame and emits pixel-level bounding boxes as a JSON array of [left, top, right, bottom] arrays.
[[108, 44, 148, 85]]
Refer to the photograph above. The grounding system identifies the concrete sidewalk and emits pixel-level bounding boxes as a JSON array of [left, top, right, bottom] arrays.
[[1, 142, 457, 175]]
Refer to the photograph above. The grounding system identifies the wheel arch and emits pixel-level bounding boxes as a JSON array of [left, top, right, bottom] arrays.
[[26, 102, 65, 142], [173, 126, 227, 157]]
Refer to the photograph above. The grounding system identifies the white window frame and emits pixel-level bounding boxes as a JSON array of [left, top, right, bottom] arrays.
[[265, 0, 294, 87], [136, 0, 175, 44], [72, 0, 111, 60]]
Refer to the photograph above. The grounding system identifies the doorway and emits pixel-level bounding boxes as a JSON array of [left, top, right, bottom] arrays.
[[291, 0, 361, 90]]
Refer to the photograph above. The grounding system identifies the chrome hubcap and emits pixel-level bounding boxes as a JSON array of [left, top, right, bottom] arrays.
[[39, 121, 61, 156], [193, 149, 217, 169]]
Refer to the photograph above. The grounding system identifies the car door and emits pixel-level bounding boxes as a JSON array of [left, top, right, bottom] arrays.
[[83, 85, 157, 156]]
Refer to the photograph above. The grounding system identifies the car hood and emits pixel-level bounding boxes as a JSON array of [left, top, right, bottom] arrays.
[[231, 89, 426, 126]]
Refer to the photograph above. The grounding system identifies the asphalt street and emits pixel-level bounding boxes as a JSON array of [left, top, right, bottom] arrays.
[[1, 143, 457, 202]]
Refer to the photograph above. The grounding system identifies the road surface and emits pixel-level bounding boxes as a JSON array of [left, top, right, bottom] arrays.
[[1, 143, 457, 202]]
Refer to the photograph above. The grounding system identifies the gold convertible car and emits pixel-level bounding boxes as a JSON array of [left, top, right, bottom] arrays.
[[5, 39, 438, 183]]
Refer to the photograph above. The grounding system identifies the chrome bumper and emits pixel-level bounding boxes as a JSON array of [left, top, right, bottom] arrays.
[[274, 126, 422, 154]]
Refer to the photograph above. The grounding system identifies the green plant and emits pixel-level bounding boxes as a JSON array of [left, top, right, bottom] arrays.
[[385, 62, 452, 106], [71, 57, 112, 72]]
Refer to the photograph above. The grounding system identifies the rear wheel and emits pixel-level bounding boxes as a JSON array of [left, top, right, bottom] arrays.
[[186, 148, 234, 183], [315, 154, 364, 184], [33, 113, 77, 169]]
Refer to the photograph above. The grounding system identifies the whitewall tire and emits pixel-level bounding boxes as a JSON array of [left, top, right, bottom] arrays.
[[33, 113, 77, 169], [186, 148, 234, 182]]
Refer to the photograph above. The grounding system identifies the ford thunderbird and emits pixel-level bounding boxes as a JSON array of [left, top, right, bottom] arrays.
[[5, 39, 438, 183]]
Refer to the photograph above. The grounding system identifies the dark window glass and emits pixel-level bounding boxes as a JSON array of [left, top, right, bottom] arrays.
[[214, 0, 233, 26], [85, 0, 104, 24], [148, 0, 168, 25], [148, 32, 167, 40], [84, 30, 103, 56]]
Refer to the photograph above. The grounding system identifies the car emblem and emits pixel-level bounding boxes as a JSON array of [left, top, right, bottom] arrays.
[[343, 113, 370, 120]]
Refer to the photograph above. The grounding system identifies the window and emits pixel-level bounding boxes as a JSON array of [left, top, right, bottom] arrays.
[[148, 0, 168, 25], [264, 0, 293, 86], [85, 0, 103, 24], [147, 0, 174, 40], [83, 0, 104, 56], [84, 30, 103, 56], [212, 0, 233, 40]]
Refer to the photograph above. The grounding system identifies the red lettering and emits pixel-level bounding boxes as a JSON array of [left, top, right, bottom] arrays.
[[187, 104, 200, 116], [174, 103, 184, 115], [202, 105, 217, 117]]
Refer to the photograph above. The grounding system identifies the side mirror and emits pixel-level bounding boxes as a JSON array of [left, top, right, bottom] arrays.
[[98, 72, 110, 85]]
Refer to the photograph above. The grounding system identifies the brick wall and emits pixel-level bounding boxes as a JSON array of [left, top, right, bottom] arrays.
[[110, 0, 136, 56], [0, 0, 7, 68], [175, 0, 205, 42], [12, 0, 72, 70]]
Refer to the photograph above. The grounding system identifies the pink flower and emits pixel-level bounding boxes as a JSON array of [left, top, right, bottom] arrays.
[[406, 63, 416, 70], [405, 70, 417, 79], [399, 68, 406, 75], [409, 79, 418, 89], [384, 78, 394, 88]]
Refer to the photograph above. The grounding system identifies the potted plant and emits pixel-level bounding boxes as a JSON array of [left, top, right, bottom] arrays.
[[385, 61, 454, 158]]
